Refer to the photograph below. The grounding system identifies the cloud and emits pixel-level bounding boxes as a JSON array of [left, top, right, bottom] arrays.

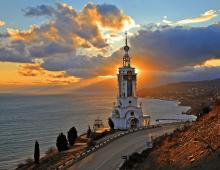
[[129, 23, 220, 71], [0, 40, 32, 63], [1, 2, 220, 86], [163, 10, 218, 25], [0, 20, 5, 27], [18, 62, 79, 84], [1, 3, 133, 62], [0, 2, 133, 71], [41, 54, 114, 78], [23, 4, 55, 17]]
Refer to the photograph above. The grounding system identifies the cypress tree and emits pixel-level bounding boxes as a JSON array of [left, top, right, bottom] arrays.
[[34, 140, 40, 164], [67, 126, 78, 146], [108, 118, 114, 130], [56, 133, 68, 152], [87, 125, 92, 138]]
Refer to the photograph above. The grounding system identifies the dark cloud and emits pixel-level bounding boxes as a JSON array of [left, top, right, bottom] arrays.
[[41, 55, 110, 78], [23, 5, 55, 17], [97, 4, 120, 16], [130, 24, 220, 71], [0, 48, 31, 63], [29, 42, 74, 57]]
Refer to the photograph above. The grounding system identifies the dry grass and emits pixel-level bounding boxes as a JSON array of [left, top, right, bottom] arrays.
[[142, 99, 220, 170]]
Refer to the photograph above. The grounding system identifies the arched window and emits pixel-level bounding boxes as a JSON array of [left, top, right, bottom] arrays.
[[113, 109, 120, 118]]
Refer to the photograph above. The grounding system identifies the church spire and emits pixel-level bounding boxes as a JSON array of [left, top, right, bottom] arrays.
[[125, 31, 128, 46], [123, 32, 131, 67]]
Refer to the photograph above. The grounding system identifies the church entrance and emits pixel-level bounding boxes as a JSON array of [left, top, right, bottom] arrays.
[[130, 118, 139, 128]]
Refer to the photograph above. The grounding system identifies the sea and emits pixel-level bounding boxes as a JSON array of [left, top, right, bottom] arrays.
[[0, 91, 196, 169]]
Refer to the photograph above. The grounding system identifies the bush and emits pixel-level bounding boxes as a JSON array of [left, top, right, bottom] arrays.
[[129, 152, 143, 163], [45, 147, 56, 156], [202, 106, 210, 114], [56, 133, 68, 152], [67, 126, 78, 146], [16, 163, 25, 168], [87, 138, 95, 147], [108, 118, 114, 130], [25, 158, 34, 165], [87, 126, 92, 138], [34, 140, 40, 164]]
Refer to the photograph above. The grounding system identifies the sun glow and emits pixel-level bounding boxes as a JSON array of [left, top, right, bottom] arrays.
[[98, 75, 116, 79], [204, 59, 220, 67], [135, 68, 140, 74]]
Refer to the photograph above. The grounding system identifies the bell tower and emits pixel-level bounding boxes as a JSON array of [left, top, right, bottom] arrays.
[[110, 32, 145, 129], [118, 32, 137, 99]]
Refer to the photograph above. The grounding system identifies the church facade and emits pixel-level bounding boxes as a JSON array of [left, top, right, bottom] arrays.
[[110, 33, 148, 130]]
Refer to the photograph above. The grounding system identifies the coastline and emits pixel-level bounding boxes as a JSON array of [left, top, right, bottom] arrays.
[[141, 96, 197, 116], [142, 96, 192, 115]]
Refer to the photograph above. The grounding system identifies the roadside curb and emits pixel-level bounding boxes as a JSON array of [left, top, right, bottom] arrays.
[[54, 125, 160, 170]]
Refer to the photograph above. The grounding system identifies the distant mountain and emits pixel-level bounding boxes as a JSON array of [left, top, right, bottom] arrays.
[[139, 78, 220, 115], [139, 78, 220, 96]]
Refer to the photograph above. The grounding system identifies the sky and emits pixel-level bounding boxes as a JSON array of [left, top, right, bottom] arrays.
[[1, 0, 220, 93]]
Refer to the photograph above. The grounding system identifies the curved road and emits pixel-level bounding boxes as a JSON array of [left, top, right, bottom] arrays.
[[69, 123, 184, 170]]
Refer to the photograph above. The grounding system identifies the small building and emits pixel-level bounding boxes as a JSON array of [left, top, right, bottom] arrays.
[[110, 33, 150, 130], [93, 118, 104, 130]]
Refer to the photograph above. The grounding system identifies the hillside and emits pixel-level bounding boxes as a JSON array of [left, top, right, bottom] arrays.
[[124, 98, 220, 170], [139, 78, 220, 115]]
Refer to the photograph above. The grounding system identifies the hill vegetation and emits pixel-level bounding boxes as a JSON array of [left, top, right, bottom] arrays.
[[139, 78, 220, 115], [122, 98, 220, 170]]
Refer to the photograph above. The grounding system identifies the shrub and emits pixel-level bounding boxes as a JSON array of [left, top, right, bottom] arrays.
[[108, 118, 114, 130], [87, 138, 95, 147], [45, 147, 56, 156], [34, 140, 40, 164], [67, 126, 78, 146], [25, 158, 34, 164], [56, 133, 68, 152], [87, 125, 92, 138], [16, 163, 25, 168]]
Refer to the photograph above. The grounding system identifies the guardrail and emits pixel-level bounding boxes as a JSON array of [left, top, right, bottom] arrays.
[[54, 125, 160, 170]]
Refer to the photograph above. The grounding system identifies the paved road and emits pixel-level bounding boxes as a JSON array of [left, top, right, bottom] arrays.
[[69, 123, 184, 170]]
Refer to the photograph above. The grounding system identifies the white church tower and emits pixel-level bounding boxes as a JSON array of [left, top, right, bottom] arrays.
[[111, 33, 147, 129]]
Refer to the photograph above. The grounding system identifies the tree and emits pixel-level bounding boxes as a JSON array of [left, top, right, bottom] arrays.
[[67, 126, 78, 146], [34, 140, 40, 164], [87, 125, 92, 138], [108, 118, 114, 130], [56, 133, 68, 152], [202, 106, 210, 114], [87, 138, 95, 147]]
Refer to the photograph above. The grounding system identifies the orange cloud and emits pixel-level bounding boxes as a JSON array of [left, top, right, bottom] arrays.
[[0, 20, 5, 27], [18, 62, 79, 85], [195, 59, 220, 68]]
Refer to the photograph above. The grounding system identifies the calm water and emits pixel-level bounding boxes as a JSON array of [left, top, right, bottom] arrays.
[[0, 92, 196, 169]]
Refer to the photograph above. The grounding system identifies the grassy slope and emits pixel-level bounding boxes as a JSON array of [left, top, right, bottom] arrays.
[[141, 99, 220, 170]]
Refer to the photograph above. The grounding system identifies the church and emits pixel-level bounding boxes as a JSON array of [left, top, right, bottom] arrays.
[[110, 33, 150, 130]]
